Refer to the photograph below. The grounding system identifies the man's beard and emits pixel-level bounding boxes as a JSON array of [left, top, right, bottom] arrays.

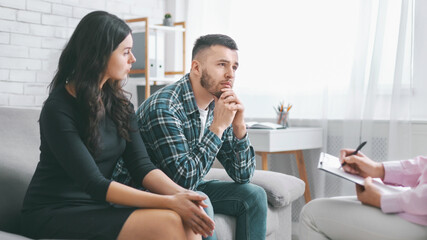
[[200, 69, 222, 98]]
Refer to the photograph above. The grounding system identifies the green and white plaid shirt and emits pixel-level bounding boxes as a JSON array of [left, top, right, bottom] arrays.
[[135, 74, 255, 190]]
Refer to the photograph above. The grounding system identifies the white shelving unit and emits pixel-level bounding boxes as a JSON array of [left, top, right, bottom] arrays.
[[125, 17, 186, 99]]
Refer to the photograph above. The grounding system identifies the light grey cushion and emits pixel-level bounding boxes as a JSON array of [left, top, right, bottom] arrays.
[[204, 168, 305, 207], [0, 107, 40, 234], [214, 214, 236, 240], [0, 231, 32, 240]]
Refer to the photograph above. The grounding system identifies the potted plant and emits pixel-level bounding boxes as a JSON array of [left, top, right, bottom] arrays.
[[163, 13, 173, 26]]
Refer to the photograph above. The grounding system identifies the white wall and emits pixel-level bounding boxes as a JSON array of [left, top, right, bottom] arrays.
[[0, 0, 166, 107]]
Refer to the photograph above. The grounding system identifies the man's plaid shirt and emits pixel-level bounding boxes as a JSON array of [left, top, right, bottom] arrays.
[[135, 74, 256, 190]]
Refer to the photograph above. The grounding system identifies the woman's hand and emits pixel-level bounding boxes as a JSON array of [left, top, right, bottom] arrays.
[[356, 177, 382, 208], [169, 191, 215, 238], [340, 149, 385, 179]]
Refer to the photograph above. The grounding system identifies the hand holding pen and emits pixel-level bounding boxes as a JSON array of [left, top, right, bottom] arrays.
[[339, 142, 385, 179], [341, 141, 367, 167]]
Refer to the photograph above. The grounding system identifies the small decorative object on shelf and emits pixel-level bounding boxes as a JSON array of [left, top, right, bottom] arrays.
[[163, 13, 173, 26], [274, 101, 292, 128]]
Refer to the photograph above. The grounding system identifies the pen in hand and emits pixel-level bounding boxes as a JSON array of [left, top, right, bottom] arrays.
[[341, 141, 367, 167]]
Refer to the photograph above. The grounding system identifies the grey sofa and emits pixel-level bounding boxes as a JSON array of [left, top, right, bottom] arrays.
[[0, 106, 305, 240]]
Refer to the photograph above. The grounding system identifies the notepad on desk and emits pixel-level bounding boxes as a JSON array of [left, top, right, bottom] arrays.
[[246, 122, 286, 129], [318, 152, 409, 194]]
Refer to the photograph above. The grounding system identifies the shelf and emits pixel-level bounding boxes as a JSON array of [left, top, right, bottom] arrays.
[[125, 17, 186, 100], [150, 77, 180, 82], [132, 77, 180, 86], [132, 25, 185, 33]]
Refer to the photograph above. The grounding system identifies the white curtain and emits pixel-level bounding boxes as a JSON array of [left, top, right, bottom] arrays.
[[186, 0, 414, 219]]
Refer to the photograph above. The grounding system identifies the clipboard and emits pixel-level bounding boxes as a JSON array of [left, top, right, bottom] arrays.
[[318, 152, 409, 194]]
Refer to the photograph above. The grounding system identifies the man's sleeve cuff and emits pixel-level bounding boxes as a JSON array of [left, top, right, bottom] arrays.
[[233, 132, 250, 149], [205, 129, 223, 151]]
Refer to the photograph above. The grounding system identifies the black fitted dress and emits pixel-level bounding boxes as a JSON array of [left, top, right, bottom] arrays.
[[20, 86, 157, 240]]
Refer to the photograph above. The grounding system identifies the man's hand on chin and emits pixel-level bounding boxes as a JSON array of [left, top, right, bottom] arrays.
[[220, 89, 246, 139]]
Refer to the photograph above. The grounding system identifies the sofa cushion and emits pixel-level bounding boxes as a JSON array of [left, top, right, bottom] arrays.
[[205, 168, 305, 208], [213, 199, 291, 240], [0, 107, 302, 240], [0, 107, 41, 233], [0, 231, 32, 240], [249, 169, 305, 207], [214, 214, 236, 240]]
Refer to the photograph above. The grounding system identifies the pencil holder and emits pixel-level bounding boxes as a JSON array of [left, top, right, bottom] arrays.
[[277, 111, 289, 128], [274, 102, 292, 129]]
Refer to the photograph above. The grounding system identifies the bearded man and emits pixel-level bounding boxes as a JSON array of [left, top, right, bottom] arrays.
[[134, 34, 267, 240]]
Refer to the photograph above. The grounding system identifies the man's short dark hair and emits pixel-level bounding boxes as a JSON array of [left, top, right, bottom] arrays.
[[192, 34, 238, 60]]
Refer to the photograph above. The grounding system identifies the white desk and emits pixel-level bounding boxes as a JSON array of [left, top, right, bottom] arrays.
[[247, 127, 323, 202]]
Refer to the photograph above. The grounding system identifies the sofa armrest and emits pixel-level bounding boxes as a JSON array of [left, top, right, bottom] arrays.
[[204, 168, 305, 208]]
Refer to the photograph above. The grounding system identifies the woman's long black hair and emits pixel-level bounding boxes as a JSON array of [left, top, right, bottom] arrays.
[[49, 11, 134, 155]]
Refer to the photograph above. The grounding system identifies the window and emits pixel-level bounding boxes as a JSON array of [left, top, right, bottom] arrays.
[[223, 0, 412, 119]]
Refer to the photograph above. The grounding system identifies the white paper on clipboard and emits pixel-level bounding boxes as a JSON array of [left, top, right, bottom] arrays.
[[318, 152, 409, 194]]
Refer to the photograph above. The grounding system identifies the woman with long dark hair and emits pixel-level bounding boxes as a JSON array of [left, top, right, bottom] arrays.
[[20, 11, 214, 240]]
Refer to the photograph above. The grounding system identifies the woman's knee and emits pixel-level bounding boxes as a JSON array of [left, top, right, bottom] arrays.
[[119, 209, 186, 240], [156, 210, 186, 237], [162, 209, 184, 225]]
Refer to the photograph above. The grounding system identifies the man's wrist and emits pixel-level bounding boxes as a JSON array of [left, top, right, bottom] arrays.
[[209, 124, 225, 138], [232, 123, 247, 139]]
